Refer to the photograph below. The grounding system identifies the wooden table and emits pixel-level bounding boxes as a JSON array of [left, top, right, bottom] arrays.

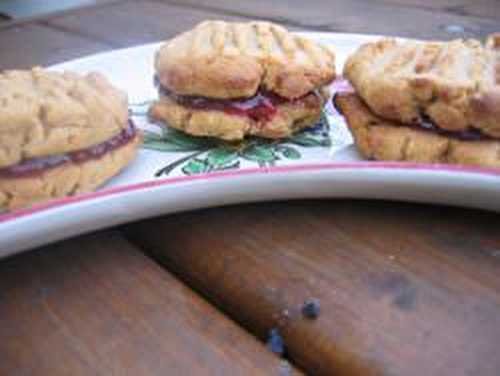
[[1, 1, 499, 375]]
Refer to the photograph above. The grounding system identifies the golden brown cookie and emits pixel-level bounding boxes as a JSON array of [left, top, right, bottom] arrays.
[[155, 20, 336, 99], [151, 20, 335, 140], [150, 91, 324, 140], [0, 68, 140, 210], [334, 92, 500, 168], [0, 67, 129, 168], [344, 34, 500, 138]]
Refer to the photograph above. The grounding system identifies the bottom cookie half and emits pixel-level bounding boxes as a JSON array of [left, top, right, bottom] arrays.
[[0, 134, 141, 211], [149, 93, 323, 141], [334, 93, 500, 168]]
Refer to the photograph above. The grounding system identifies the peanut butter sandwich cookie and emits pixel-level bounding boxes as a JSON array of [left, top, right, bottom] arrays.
[[150, 20, 336, 140], [336, 34, 500, 167], [0, 68, 141, 210]]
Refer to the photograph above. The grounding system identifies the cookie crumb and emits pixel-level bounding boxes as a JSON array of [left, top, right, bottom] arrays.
[[302, 298, 321, 319], [267, 328, 285, 356]]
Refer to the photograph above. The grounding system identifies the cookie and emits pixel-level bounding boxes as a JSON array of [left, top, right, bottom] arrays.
[[344, 34, 500, 138], [0, 68, 140, 210], [334, 92, 500, 168], [151, 20, 335, 140], [155, 20, 336, 99]]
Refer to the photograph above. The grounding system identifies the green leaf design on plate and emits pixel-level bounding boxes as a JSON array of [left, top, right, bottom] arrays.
[[217, 161, 241, 171], [142, 105, 334, 176], [142, 140, 198, 152], [155, 150, 208, 177], [142, 130, 163, 142], [182, 158, 210, 175], [284, 110, 331, 147], [206, 147, 239, 168], [241, 144, 278, 166], [277, 145, 301, 160], [143, 128, 215, 152], [287, 133, 331, 147]]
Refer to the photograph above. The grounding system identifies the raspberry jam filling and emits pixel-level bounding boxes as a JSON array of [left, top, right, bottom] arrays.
[[333, 92, 493, 142], [0, 120, 137, 178], [157, 74, 323, 123], [415, 119, 493, 142], [161, 86, 289, 122]]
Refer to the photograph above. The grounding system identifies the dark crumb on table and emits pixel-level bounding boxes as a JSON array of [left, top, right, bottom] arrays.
[[302, 298, 321, 319], [267, 328, 285, 356]]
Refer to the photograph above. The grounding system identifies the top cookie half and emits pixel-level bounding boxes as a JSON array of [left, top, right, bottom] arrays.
[[344, 34, 500, 138], [0, 67, 128, 168], [155, 20, 336, 99]]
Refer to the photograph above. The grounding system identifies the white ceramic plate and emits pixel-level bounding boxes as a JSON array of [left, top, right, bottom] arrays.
[[2, 32, 500, 258]]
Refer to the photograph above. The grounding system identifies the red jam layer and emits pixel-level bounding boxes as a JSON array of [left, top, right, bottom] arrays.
[[333, 93, 493, 142], [0, 120, 137, 179], [414, 119, 493, 142], [161, 85, 299, 122]]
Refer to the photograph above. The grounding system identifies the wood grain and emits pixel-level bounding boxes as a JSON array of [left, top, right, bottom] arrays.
[[362, 0, 499, 21], [0, 23, 109, 70], [159, 0, 499, 39], [126, 200, 500, 376], [455, 0, 500, 21], [43, 0, 247, 47], [0, 0, 497, 70], [0, 231, 300, 375]]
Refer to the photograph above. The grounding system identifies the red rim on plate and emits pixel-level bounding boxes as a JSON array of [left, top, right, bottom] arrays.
[[2, 161, 500, 224]]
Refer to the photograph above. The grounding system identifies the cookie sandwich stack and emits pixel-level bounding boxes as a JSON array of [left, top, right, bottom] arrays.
[[0, 68, 141, 210], [150, 20, 336, 140], [335, 35, 500, 167]]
